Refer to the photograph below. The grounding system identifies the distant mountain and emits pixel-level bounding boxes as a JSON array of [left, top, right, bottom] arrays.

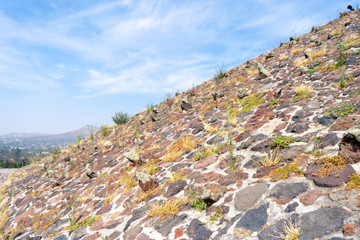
[[0, 132, 50, 139], [0, 125, 99, 148]]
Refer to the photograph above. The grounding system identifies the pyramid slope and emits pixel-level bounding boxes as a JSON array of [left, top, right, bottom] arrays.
[[1, 9, 360, 240]]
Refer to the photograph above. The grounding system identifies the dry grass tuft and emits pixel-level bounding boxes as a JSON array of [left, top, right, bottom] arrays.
[[295, 59, 311, 67], [147, 198, 188, 220], [291, 47, 305, 55], [309, 48, 327, 60], [120, 173, 137, 189], [162, 151, 182, 162], [279, 55, 289, 60], [314, 155, 347, 178], [246, 68, 258, 76], [261, 151, 282, 167], [293, 84, 313, 96], [163, 136, 197, 162], [168, 170, 187, 183], [204, 124, 217, 133], [135, 185, 162, 202], [331, 26, 342, 36], [280, 220, 301, 240]]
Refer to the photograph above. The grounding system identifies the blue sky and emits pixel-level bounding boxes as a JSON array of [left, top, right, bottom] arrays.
[[0, 0, 357, 134]]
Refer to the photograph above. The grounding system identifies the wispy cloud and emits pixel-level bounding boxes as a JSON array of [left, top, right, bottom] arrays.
[[0, 0, 352, 97]]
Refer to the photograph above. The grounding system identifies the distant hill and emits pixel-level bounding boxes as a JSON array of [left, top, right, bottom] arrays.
[[0, 125, 99, 148]]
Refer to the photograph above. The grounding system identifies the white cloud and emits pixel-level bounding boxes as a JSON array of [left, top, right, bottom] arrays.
[[0, 0, 351, 97]]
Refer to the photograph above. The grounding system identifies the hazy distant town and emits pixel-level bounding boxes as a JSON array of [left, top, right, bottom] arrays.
[[0, 125, 96, 168]]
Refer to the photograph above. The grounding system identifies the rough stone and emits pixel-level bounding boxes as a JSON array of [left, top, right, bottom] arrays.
[[343, 224, 356, 236], [234, 182, 268, 211], [165, 180, 187, 197], [318, 133, 341, 149], [187, 219, 212, 240], [258, 214, 299, 240], [218, 172, 249, 186], [258, 63, 271, 79], [235, 204, 268, 232], [123, 226, 143, 240], [124, 151, 144, 165], [339, 126, 360, 163], [136, 172, 159, 192], [299, 207, 351, 240], [269, 182, 308, 201], [103, 141, 113, 149], [306, 164, 356, 188], [154, 214, 187, 236], [194, 155, 218, 169], [299, 190, 322, 205], [285, 202, 299, 213], [201, 183, 226, 205]]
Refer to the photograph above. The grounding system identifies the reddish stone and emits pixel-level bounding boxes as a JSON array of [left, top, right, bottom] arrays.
[[120, 207, 133, 216], [300, 190, 322, 206], [175, 226, 184, 239], [343, 224, 356, 236], [272, 197, 292, 204], [83, 233, 101, 240], [237, 180, 243, 187], [194, 155, 218, 169], [182, 169, 192, 176], [108, 231, 121, 240], [187, 171, 201, 180], [339, 135, 360, 164], [104, 219, 123, 229], [330, 116, 358, 131], [195, 172, 222, 184], [137, 233, 153, 240], [96, 204, 112, 215], [90, 217, 103, 231], [224, 194, 233, 203], [139, 178, 159, 192], [273, 122, 288, 133], [15, 195, 34, 208], [253, 166, 277, 178], [141, 149, 156, 160]]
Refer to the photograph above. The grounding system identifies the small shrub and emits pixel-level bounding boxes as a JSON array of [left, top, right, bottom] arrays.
[[120, 173, 136, 189], [147, 164, 157, 175], [101, 125, 109, 136], [270, 163, 303, 180], [335, 42, 347, 68], [195, 149, 214, 160], [112, 111, 130, 125], [168, 170, 186, 183], [67, 215, 101, 231], [204, 208, 223, 224], [191, 197, 207, 212], [146, 102, 155, 114], [50, 148, 61, 155], [240, 93, 265, 112], [324, 102, 359, 118], [270, 136, 300, 149], [260, 98, 283, 108], [214, 64, 226, 82]]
